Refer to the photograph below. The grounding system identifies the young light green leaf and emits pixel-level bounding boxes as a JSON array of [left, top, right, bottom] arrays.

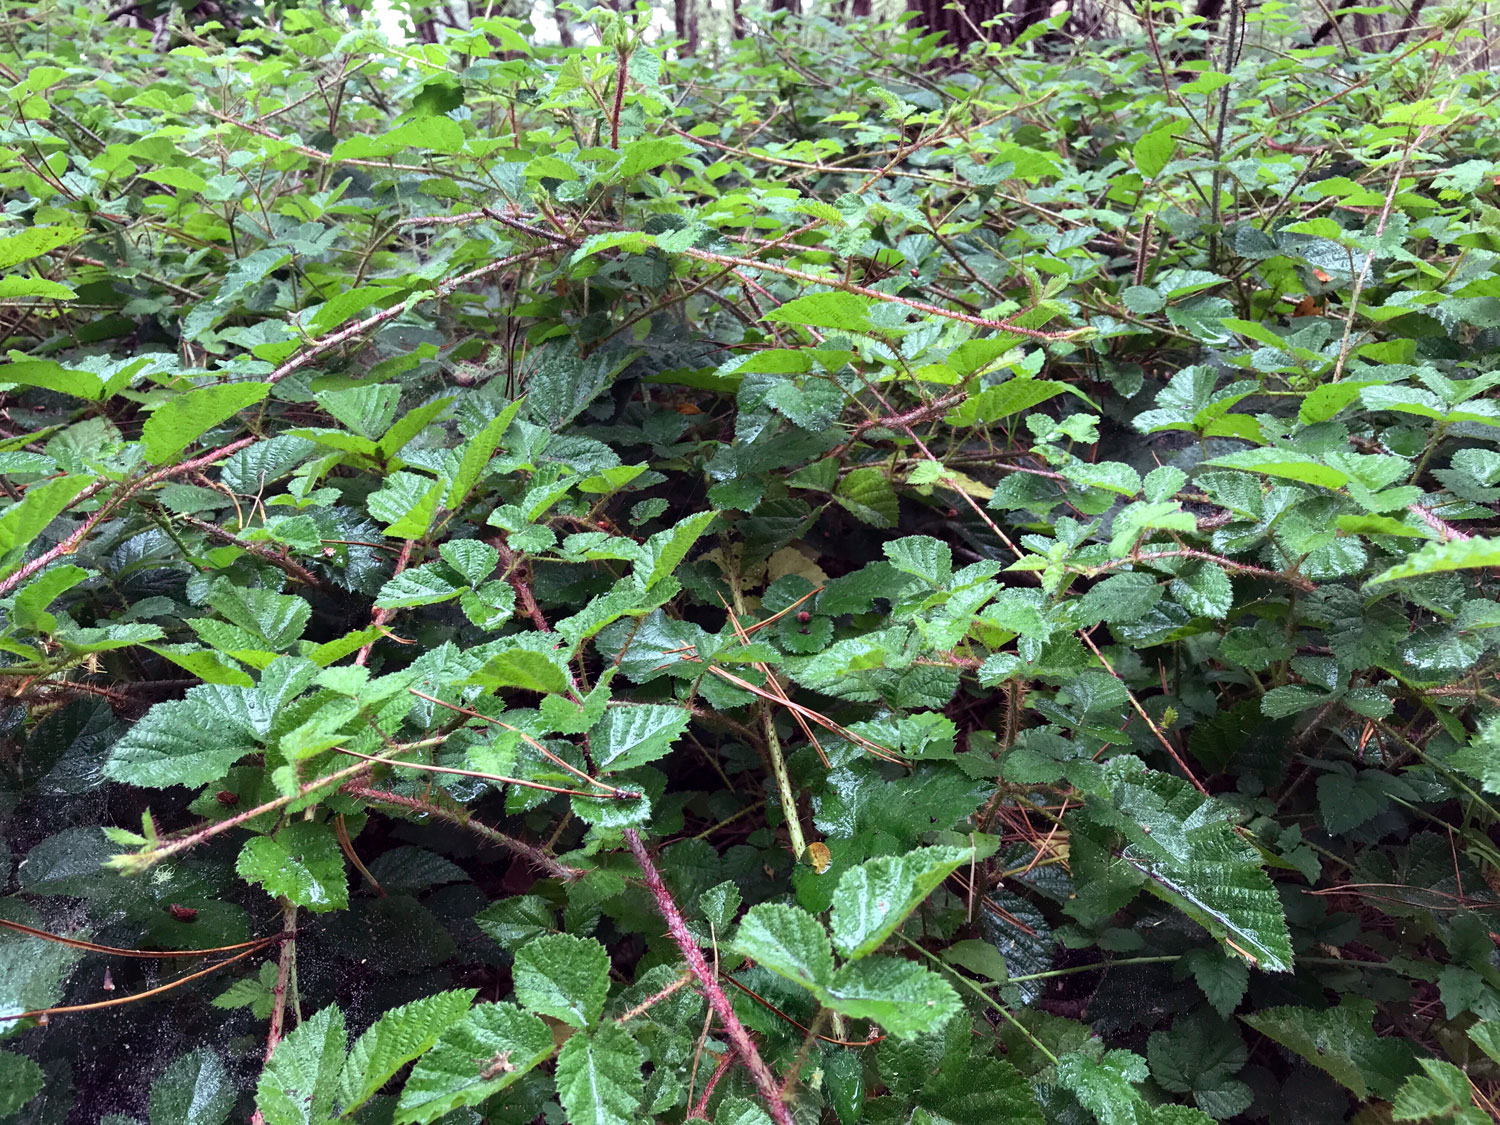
[[554, 1023, 646, 1125], [590, 704, 690, 773], [149, 1049, 234, 1125], [254, 1005, 347, 1125], [337, 990, 479, 1116], [733, 903, 834, 990], [821, 957, 961, 1039], [141, 383, 269, 465], [394, 1002, 554, 1124], [513, 932, 610, 1030], [829, 845, 972, 960], [236, 821, 348, 912]]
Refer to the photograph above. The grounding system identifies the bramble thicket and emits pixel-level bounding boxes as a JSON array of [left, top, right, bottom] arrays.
[[4, 1, 1500, 1122]]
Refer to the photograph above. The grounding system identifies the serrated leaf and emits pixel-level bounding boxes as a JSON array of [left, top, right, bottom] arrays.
[[1367, 535, 1500, 584], [590, 704, 690, 772], [255, 1005, 347, 1125], [337, 990, 478, 1116], [141, 383, 269, 465], [829, 845, 972, 960], [1070, 758, 1292, 972], [236, 822, 348, 912], [105, 684, 264, 789], [822, 957, 961, 1039], [447, 400, 525, 510], [374, 563, 466, 608], [395, 1002, 553, 1123], [734, 903, 834, 989], [0, 1049, 44, 1115], [836, 467, 898, 528], [883, 535, 952, 587], [513, 933, 610, 1030], [554, 1023, 646, 1125], [1179, 948, 1248, 1018], [470, 648, 570, 694], [763, 290, 875, 333], [149, 1049, 234, 1125], [1170, 564, 1233, 618], [945, 378, 1086, 426], [1241, 998, 1419, 1099], [637, 509, 717, 590], [438, 540, 499, 585]]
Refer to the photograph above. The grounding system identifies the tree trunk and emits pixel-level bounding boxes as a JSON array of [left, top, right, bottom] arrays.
[[675, 0, 699, 54], [553, 0, 574, 47], [769, 0, 800, 12], [906, 0, 1010, 48]]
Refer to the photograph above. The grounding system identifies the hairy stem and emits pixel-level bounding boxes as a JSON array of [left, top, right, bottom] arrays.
[[623, 829, 793, 1125]]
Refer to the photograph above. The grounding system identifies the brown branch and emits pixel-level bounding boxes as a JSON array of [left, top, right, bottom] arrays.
[[173, 513, 331, 589], [0, 435, 258, 600], [355, 539, 415, 667], [249, 900, 299, 1125], [623, 829, 793, 1125]]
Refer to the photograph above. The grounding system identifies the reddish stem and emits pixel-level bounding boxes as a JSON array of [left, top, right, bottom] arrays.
[[623, 829, 793, 1125], [355, 538, 415, 666], [689, 1048, 739, 1121]]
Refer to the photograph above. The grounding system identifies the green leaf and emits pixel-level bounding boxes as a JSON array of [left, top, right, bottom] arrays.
[[205, 581, 310, 650], [469, 648, 570, 694], [316, 383, 402, 440], [829, 845, 973, 960], [513, 932, 610, 1030], [141, 383, 270, 465], [590, 704, 690, 772], [884, 536, 953, 587], [149, 1049, 234, 1125], [1169, 564, 1233, 618], [395, 1002, 554, 1124], [236, 821, 349, 912], [822, 957, 961, 1039], [105, 684, 265, 789], [1055, 1050, 1155, 1125], [764, 291, 875, 333], [337, 990, 479, 1116], [1241, 998, 1420, 1099], [255, 1005, 347, 1125], [374, 563, 466, 609], [305, 285, 400, 336], [1367, 535, 1500, 584], [1070, 758, 1293, 972], [734, 903, 835, 990], [945, 378, 1086, 426], [1204, 448, 1348, 490], [447, 400, 525, 510], [1134, 123, 1179, 178], [0, 276, 75, 299], [0, 225, 85, 270], [836, 467, 899, 528], [438, 540, 499, 585], [0, 1049, 44, 1115], [637, 509, 718, 590], [0, 475, 90, 561], [12, 563, 89, 632], [1392, 1058, 1472, 1122], [0, 912, 84, 1034], [554, 1023, 646, 1125]]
